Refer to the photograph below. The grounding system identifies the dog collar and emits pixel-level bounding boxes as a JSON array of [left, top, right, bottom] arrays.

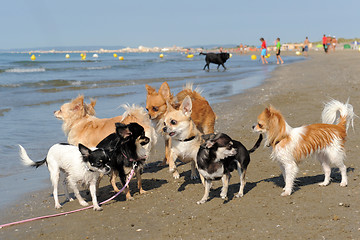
[[179, 136, 196, 142]]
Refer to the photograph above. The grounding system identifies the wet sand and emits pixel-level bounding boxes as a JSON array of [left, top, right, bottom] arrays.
[[1, 50, 360, 239]]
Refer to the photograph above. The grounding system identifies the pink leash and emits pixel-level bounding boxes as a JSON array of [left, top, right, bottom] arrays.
[[0, 168, 135, 229]]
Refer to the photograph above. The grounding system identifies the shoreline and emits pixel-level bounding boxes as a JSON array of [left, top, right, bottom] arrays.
[[2, 51, 360, 239]]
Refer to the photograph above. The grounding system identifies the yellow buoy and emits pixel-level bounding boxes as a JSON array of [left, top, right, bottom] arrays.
[[159, 53, 164, 58], [113, 53, 118, 58], [186, 54, 194, 58], [295, 51, 301, 56], [251, 55, 257, 60], [30, 54, 36, 61], [265, 53, 271, 58], [119, 56, 124, 61], [229, 53, 233, 58], [65, 54, 70, 59]]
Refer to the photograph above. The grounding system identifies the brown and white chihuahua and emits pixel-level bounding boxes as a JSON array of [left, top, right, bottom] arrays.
[[145, 82, 216, 165]]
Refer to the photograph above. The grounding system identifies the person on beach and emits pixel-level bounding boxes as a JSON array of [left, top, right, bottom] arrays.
[[331, 36, 337, 51], [322, 34, 328, 53], [275, 38, 284, 64], [303, 37, 309, 57], [260, 38, 268, 64], [326, 36, 332, 52]]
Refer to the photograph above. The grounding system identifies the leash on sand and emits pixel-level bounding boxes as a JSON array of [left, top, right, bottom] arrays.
[[0, 164, 136, 229]]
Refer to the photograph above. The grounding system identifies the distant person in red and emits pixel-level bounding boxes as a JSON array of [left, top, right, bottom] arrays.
[[260, 38, 268, 64], [322, 34, 328, 53]]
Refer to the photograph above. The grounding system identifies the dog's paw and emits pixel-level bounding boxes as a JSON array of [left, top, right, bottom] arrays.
[[173, 171, 180, 179], [319, 181, 330, 187], [55, 204, 62, 209], [191, 174, 199, 180], [235, 193, 243, 198], [140, 189, 148, 195], [93, 206, 103, 211], [281, 190, 291, 196], [79, 201, 89, 206], [126, 196, 135, 201], [340, 182, 348, 187], [197, 199, 207, 204]]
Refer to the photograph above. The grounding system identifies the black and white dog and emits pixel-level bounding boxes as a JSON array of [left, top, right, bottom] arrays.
[[200, 52, 230, 70], [19, 143, 111, 211], [196, 133, 262, 204], [97, 122, 150, 200]]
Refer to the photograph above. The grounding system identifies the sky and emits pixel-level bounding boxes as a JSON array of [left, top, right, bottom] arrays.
[[1, 0, 359, 50]]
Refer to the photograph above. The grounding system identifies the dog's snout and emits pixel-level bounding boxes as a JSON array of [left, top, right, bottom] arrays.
[[163, 127, 167, 132], [252, 124, 255, 130]]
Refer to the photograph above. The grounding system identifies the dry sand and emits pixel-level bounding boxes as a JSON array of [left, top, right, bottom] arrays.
[[1, 51, 360, 239]]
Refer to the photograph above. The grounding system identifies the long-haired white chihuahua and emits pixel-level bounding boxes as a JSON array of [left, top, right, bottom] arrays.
[[253, 99, 355, 196], [19, 143, 111, 210]]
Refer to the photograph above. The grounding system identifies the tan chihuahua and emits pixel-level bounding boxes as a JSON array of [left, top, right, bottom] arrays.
[[145, 82, 216, 165], [162, 95, 203, 179]]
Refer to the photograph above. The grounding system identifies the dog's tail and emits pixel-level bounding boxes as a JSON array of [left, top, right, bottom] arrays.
[[199, 52, 207, 56], [18, 145, 47, 168], [248, 134, 263, 154], [321, 99, 356, 132]]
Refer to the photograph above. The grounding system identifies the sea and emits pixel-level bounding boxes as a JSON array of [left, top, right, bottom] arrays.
[[0, 51, 302, 208]]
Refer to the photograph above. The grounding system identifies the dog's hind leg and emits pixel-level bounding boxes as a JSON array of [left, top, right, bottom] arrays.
[[317, 152, 332, 186], [197, 179, 212, 204], [220, 173, 230, 199], [49, 164, 62, 209], [61, 173, 74, 202], [235, 165, 247, 198], [110, 170, 121, 192], [327, 148, 347, 187]]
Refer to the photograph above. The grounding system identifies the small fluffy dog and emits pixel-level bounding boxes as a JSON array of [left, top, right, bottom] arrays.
[[145, 82, 216, 164], [54, 95, 157, 150], [19, 143, 111, 210], [253, 99, 355, 196], [199, 52, 230, 70], [196, 133, 263, 204], [97, 122, 150, 200], [162, 95, 203, 179]]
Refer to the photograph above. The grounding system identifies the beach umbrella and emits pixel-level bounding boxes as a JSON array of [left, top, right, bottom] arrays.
[[344, 44, 351, 49], [316, 44, 323, 48]]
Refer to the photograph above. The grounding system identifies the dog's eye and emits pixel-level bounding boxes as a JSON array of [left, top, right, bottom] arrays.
[[258, 123, 263, 128], [170, 119, 177, 125], [152, 106, 159, 112]]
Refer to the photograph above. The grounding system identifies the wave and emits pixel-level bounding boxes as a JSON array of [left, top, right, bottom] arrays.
[[5, 68, 46, 73]]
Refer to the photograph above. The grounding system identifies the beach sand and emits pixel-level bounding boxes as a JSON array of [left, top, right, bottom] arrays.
[[1, 51, 360, 239]]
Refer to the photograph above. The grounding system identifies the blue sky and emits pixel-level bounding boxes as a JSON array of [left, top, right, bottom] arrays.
[[1, 0, 358, 49]]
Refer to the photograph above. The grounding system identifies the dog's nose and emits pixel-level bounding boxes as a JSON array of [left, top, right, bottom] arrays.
[[163, 127, 167, 132], [252, 124, 256, 130]]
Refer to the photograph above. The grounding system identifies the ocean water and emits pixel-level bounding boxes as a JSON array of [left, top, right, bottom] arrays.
[[0, 51, 301, 208]]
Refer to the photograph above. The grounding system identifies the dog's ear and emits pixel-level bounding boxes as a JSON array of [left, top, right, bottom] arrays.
[[72, 95, 84, 111], [115, 122, 132, 138], [205, 140, 216, 149], [166, 100, 175, 112], [180, 96, 192, 117], [128, 122, 144, 137], [201, 133, 215, 142], [145, 84, 156, 95], [78, 143, 91, 160], [159, 82, 171, 100]]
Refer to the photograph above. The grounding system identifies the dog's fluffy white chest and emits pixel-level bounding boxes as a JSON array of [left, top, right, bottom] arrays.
[[172, 140, 198, 162]]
